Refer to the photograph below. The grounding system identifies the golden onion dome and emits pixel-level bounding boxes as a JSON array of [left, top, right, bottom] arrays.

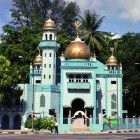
[[106, 55, 117, 65], [34, 54, 42, 63], [43, 19, 56, 29], [64, 39, 90, 60], [106, 47, 117, 65], [34, 48, 42, 63], [64, 21, 90, 60]]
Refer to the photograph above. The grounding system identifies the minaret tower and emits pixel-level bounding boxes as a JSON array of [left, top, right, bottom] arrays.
[[38, 10, 60, 85]]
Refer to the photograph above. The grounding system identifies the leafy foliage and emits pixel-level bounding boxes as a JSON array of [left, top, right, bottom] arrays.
[[0, 55, 23, 107], [80, 10, 114, 59], [0, 25, 40, 83], [25, 117, 55, 130], [57, 29, 72, 55], [10, 0, 80, 35], [115, 33, 140, 117]]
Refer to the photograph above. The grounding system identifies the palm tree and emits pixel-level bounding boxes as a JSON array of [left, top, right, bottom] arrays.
[[80, 10, 112, 56]]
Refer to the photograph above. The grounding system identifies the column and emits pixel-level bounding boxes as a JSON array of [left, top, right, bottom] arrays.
[[85, 109, 87, 126], [125, 117, 128, 129], [69, 108, 71, 117]]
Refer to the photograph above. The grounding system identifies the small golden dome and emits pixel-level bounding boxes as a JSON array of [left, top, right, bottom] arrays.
[[43, 19, 56, 29], [64, 41, 90, 60], [106, 55, 117, 65], [106, 47, 117, 65], [34, 54, 42, 63], [34, 48, 42, 63]]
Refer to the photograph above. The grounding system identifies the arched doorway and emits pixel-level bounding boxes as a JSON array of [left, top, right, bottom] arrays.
[[71, 99, 88, 130], [1, 115, 9, 129], [71, 98, 84, 116], [13, 114, 21, 129]]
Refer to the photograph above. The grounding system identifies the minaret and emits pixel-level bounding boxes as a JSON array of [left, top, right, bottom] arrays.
[[38, 10, 60, 85], [29, 48, 42, 84]]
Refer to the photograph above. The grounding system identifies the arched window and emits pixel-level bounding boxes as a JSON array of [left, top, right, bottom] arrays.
[[49, 64, 51, 68], [40, 94, 45, 107], [111, 93, 116, 109], [49, 34, 52, 40], [49, 53, 51, 57], [13, 115, 21, 129], [2, 115, 9, 129], [45, 34, 48, 40]]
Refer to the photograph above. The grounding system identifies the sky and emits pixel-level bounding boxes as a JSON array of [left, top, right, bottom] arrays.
[[0, 0, 140, 36]]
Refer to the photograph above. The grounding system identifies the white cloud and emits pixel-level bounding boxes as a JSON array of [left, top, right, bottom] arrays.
[[65, 0, 140, 23], [118, 0, 140, 23]]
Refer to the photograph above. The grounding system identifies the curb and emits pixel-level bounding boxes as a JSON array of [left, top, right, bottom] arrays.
[[0, 129, 140, 135], [104, 129, 140, 134]]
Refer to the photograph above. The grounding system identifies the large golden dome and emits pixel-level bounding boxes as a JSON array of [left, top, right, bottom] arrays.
[[64, 40, 90, 60], [34, 54, 42, 63], [43, 19, 56, 29]]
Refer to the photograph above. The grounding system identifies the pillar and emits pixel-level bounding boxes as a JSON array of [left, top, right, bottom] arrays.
[[69, 108, 71, 117], [85, 109, 87, 126]]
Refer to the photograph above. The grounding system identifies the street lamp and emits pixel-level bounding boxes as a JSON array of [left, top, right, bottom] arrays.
[[116, 66, 120, 130], [32, 63, 35, 131], [101, 89, 121, 125]]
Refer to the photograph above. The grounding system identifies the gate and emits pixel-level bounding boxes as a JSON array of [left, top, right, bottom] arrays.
[[71, 110, 89, 130]]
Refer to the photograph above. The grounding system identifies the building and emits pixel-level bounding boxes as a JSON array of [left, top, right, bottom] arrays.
[[0, 13, 124, 131]]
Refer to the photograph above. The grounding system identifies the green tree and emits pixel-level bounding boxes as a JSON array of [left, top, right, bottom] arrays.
[[57, 29, 72, 55], [61, 1, 80, 35], [0, 55, 22, 107], [11, 0, 51, 27], [0, 25, 41, 83], [80, 10, 112, 57], [0, 55, 11, 86], [116, 33, 140, 117], [10, 0, 80, 35]]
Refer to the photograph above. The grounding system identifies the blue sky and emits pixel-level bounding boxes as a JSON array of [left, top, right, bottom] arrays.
[[0, 0, 140, 36]]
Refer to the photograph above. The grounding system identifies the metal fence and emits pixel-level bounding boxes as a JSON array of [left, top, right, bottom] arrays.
[[103, 118, 140, 130]]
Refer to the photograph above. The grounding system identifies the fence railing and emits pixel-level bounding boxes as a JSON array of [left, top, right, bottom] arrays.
[[103, 118, 140, 130]]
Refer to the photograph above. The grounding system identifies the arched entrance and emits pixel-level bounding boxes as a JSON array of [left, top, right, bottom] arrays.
[[71, 99, 85, 116], [71, 99, 89, 130], [13, 114, 21, 129], [1, 115, 9, 129]]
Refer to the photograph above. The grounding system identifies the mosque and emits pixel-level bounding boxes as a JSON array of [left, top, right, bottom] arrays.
[[0, 12, 124, 131]]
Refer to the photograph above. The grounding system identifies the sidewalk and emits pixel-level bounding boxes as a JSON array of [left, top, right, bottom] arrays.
[[0, 128, 140, 135]]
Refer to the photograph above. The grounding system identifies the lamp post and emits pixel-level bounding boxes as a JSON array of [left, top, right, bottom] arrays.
[[116, 66, 119, 130], [101, 89, 121, 125], [32, 63, 35, 131]]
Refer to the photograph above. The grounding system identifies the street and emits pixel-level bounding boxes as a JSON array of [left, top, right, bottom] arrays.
[[0, 132, 140, 140]]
